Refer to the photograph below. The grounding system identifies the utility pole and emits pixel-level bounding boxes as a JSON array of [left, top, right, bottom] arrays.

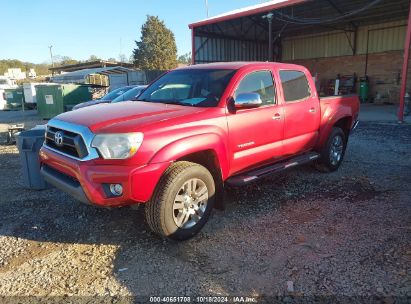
[[262, 13, 274, 61], [48, 45, 54, 75], [205, 0, 209, 18]]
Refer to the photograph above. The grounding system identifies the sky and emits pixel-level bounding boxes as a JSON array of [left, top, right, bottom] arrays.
[[1, 0, 269, 64]]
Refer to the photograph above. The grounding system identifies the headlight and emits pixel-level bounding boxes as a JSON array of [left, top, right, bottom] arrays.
[[91, 133, 143, 159]]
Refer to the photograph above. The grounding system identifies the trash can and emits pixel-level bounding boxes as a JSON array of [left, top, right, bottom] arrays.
[[16, 128, 48, 190], [4, 87, 25, 110], [359, 76, 369, 103], [36, 84, 93, 119]]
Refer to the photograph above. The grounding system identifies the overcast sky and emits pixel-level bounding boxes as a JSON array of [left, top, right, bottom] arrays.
[[1, 0, 269, 63]]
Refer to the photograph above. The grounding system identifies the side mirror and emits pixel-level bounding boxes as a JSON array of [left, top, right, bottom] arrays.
[[234, 92, 262, 109]]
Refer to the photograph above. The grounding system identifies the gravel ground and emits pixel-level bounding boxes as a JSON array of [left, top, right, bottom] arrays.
[[0, 110, 410, 302], [0, 110, 45, 133]]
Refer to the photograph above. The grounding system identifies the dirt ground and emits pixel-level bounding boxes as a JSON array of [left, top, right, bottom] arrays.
[[0, 110, 410, 303]]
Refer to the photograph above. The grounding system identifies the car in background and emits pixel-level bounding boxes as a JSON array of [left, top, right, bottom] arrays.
[[111, 85, 147, 103], [72, 85, 136, 110]]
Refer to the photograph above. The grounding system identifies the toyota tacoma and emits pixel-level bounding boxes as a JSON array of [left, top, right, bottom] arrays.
[[39, 62, 360, 240]]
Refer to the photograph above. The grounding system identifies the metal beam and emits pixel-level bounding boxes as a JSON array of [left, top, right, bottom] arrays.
[[249, 16, 268, 33], [195, 30, 267, 44], [325, 0, 359, 28], [398, 1, 411, 123], [194, 37, 210, 56], [191, 28, 195, 64]]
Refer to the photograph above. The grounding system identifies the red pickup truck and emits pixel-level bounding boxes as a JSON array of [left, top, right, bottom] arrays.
[[39, 62, 359, 240]]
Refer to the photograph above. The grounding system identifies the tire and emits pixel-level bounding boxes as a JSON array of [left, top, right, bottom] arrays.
[[315, 127, 347, 172], [145, 161, 215, 240]]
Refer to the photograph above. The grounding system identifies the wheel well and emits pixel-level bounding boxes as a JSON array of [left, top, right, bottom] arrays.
[[177, 150, 221, 178], [334, 117, 352, 140], [177, 150, 224, 210]]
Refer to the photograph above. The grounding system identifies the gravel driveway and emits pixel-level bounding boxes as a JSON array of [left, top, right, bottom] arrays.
[[0, 120, 410, 302]]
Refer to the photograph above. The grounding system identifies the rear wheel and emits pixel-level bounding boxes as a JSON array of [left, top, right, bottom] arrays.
[[145, 161, 215, 240], [315, 127, 346, 172]]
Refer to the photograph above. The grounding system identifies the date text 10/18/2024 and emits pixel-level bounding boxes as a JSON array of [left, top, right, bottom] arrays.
[[149, 296, 258, 303]]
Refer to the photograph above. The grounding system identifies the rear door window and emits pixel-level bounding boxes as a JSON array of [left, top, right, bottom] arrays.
[[279, 70, 311, 102]]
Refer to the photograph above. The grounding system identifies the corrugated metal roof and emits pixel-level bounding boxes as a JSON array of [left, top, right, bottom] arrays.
[[189, 0, 306, 28], [191, 0, 409, 63], [51, 66, 136, 84], [57, 66, 135, 77], [191, 0, 409, 39]]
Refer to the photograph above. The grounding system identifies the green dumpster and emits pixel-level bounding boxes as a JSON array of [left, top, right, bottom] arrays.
[[4, 87, 25, 110], [36, 84, 93, 119]]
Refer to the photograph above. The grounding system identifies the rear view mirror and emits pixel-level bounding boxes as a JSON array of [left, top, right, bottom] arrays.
[[234, 93, 262, 109]]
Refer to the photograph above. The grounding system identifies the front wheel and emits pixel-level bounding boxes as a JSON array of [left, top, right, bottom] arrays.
[[145, 161, 215, 240], [315, 127, 347, 172]]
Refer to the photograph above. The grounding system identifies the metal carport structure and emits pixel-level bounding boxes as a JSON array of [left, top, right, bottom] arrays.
[[189, 0, 411, 122], [50, 66, 146, 90]]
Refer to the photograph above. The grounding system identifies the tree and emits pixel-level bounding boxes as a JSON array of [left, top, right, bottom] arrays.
[[133, 15, 178, 70], [54, 55, 79, 66], [178, 52, 192, 65], [0, 59, 52, 76], [87, 55, 100, 62]]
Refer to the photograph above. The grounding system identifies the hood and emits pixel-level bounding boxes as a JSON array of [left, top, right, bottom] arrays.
[[54, 101, 208, 133], [72, 99, 110, 110]]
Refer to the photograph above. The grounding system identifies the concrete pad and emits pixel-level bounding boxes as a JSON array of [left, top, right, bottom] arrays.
[[359, 104, 411, 123]]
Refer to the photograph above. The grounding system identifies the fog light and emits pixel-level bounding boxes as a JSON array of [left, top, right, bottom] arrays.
[[109, 184, 123, 196]]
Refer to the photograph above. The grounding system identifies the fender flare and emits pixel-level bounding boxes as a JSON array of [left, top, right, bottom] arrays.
[[149, 133, 230, 180], [317, 109, 353, 149]]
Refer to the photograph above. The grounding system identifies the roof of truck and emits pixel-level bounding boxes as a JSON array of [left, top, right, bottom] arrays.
[[177, 61, 305, 71], [177, 62, 270, 70]]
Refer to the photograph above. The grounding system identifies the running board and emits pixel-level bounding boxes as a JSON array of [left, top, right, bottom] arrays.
[[226, 152, 320, 186]]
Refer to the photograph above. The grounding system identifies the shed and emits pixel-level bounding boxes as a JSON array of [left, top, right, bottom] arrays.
[[49, 60, 133, 74], [50, 66, 147, 90], [189, 0, 411, 121]]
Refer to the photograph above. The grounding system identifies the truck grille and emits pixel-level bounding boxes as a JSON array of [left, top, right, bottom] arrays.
[[45, 126, 88, 159]]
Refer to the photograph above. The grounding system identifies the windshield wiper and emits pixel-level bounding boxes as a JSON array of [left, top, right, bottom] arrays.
[[163, 100, 194, 106]]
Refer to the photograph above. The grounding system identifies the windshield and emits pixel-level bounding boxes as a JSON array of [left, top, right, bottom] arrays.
[[137, 69, 236, 107], [0, 79, 8, 85], [101, 86, 133, 101], [111, 87, 145, 103]]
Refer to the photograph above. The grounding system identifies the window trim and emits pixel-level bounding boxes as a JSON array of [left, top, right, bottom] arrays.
[[278, 69, 312, 104], [232, 69, 277, 108]]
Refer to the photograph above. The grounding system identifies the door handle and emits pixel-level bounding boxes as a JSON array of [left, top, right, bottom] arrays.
[[309, 108, 317, 113], [272, 113, 282, 120]]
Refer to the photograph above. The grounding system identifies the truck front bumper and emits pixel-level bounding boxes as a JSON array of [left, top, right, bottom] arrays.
[[39, 146, 171, 207]]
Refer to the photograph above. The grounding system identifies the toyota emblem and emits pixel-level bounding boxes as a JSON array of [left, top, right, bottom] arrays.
[[54, 131, 64, 146]]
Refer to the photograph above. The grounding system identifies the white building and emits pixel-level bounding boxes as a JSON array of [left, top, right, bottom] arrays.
[[28, 68, 36, 79], [4, 68, 26, 80]]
